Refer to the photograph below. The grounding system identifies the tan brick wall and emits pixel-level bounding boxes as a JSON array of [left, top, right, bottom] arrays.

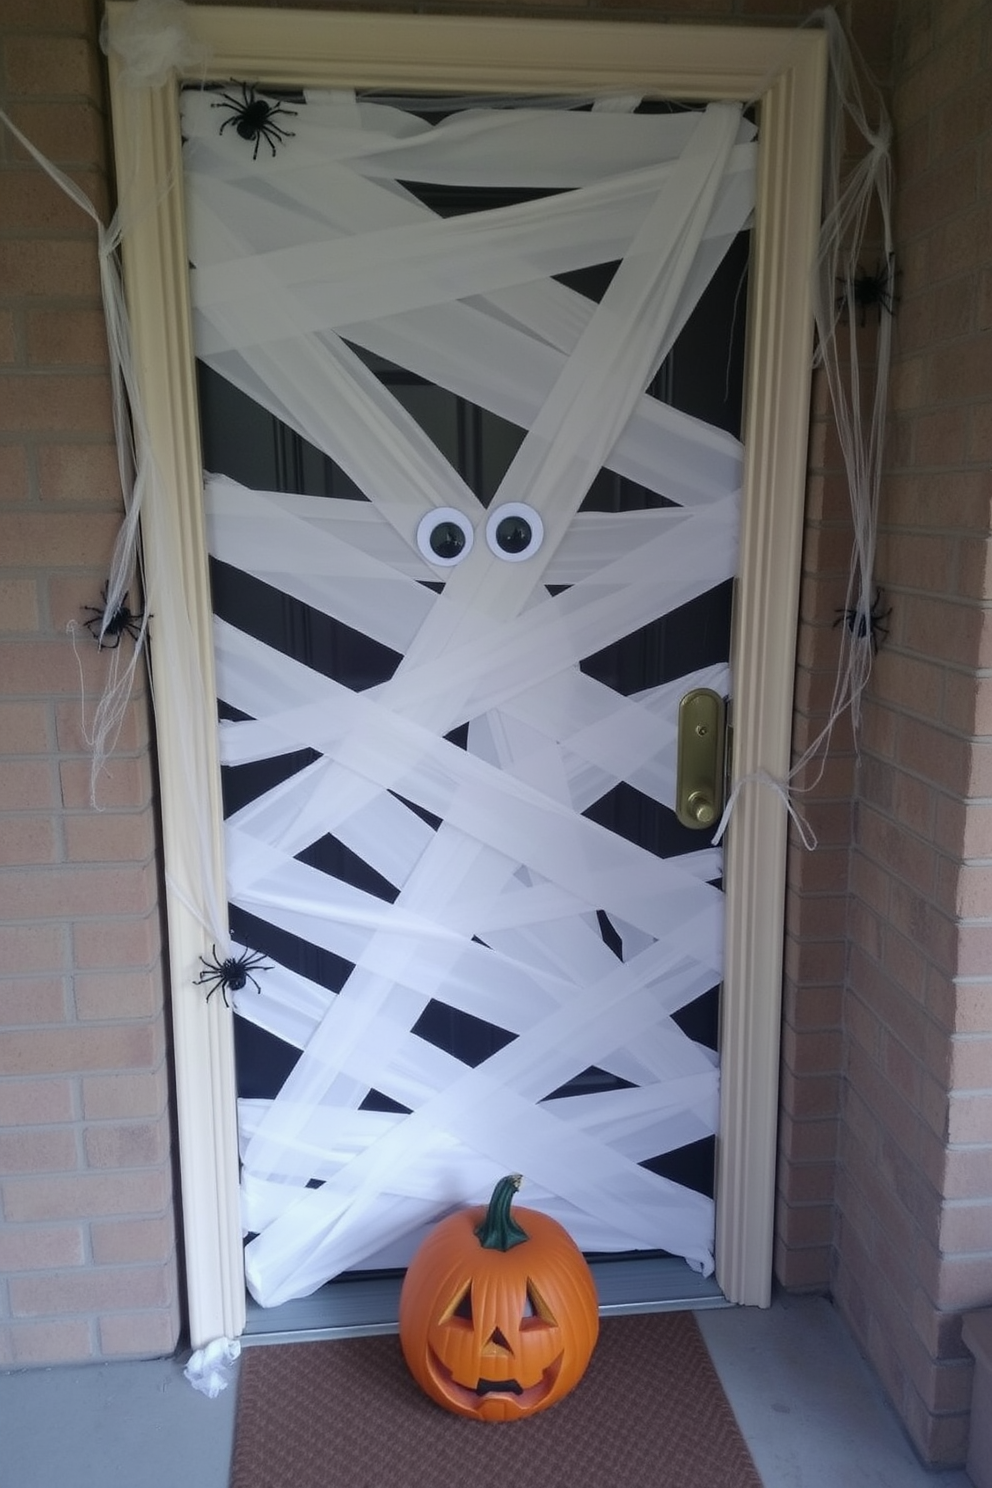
[[0, 0, 180, 1365], [830, 0, 992, 1467], [2, 0, 989, 1467], [772, 0, 898, 1296]]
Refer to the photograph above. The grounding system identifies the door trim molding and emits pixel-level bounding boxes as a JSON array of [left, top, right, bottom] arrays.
[[106, 4, 826, 1345]]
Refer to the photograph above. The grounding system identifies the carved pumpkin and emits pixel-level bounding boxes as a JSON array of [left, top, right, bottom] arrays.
[[399, 1174, 599, 1421]]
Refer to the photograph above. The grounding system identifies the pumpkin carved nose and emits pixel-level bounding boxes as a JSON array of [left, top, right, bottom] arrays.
[[484, 1327, 513, 1355]]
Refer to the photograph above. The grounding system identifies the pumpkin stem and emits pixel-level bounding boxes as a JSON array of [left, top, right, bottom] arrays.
[[475, 1174, 529, 1251]]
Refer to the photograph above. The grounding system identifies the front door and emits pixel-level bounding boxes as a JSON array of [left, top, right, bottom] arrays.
[[181, 86, 756, 1309], [106, 7, 827, 1342]]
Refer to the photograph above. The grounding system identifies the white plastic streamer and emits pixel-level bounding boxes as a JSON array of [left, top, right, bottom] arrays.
[[183, 1335, 241, 1397], [179, 82, 756, 1304]]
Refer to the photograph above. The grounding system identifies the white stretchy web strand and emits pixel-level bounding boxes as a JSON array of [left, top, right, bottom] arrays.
[[1, 5, 229, 962], [718, 8, 895, 839]]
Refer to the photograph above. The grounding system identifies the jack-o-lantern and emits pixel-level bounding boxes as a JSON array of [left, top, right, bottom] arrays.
[[399, 1174, 599, 1422]]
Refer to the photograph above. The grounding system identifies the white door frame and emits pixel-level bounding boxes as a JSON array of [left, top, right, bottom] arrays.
[[105, 4, 826, 1348]]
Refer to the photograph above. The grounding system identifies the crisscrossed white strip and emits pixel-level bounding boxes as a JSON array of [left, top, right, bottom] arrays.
[[182, 90, 754, 1306]]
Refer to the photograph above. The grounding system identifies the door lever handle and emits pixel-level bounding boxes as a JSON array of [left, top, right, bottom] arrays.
[[675, 688, 726, 831]]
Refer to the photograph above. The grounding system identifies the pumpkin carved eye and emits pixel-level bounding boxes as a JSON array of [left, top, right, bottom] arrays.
[[440, 1283, 473, 1328], [522, 1281, 556, 1329]]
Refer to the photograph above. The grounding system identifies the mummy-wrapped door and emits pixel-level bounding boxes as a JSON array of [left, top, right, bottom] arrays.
[[181, 87, 756, 1308]]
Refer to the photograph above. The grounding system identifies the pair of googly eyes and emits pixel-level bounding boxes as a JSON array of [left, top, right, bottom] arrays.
[[416, 503, 544, 568]]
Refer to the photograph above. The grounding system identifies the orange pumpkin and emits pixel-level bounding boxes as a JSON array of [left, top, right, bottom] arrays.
[[398, 1174, 599, 1422]]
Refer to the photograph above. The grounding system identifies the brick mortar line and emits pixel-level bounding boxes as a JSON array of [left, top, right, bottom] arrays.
[[0, 852, 160, 868]]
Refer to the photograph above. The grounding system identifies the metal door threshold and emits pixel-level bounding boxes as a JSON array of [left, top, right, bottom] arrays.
[[242, 1257, 728, 1346]]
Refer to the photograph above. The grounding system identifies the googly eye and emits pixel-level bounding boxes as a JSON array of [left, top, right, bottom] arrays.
[[416, 508, 474, 567], [486, 502, 544, 562]]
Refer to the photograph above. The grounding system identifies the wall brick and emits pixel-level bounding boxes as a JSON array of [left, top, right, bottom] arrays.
[[0, 240, 101, 302], [73, 969, 161, 1021], [0, 0, 95, 25], [0, 443, 32, 508], [0, 308, 19, 364], [0, 1126, 77, 1173], [0, 638, 122, 698], [942, 1144, 992, 1202], [0, 976, 66, 1023], [3, 36, 103, 98], [0, 701, 52, 753], [90, 1215, 175, 1266], [70, 911, 161, 972], [83, 1118, 169, 1170], [0, 922, 69, 974], [9, 1262, 173, 1318], [0, 1077, 74, 1125], [56, 696, 151, 755], [99, 1305, 180, 1358], [2, 1169, 171, 1224], [99, 1303, 181, 1363], [36, 441, 123, 506], [1, 166, 110, 231], [775, 1243, 833, 1290], [1, 863, 159, 922], [0, 1023, 163, 1078], [25, 308, 110, 368], [0, 373, 113, 437], [0, 578, 40, 633], [63, 811, 156, 865], [60, 754, 154, 811], [3, 100, 107, 168], [81, 1067, 169, 1122], [938, 1201, 992, 1254], [0, 816, 59, 866], [3, 511, 122, 568], [0, 758, 59, 811], [0, 1224, 85, 1271], [4, 1318, 93, 1366]]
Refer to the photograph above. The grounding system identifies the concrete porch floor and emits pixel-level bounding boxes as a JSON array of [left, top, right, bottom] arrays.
[[0, 1293, 975, 1488]]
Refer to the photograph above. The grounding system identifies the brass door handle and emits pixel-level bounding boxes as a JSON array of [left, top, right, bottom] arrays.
[[675, 689, 726, 831]]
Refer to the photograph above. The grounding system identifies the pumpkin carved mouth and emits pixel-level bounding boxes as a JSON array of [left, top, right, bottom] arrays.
[[427, 1345, 563, 1412]]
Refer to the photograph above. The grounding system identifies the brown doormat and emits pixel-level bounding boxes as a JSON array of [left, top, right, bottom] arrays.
[[229, 1310, 763, 1488]]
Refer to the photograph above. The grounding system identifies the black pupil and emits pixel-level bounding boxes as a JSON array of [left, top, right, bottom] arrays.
[[430, 520, 466, 560], [495, 515, 532, 554]]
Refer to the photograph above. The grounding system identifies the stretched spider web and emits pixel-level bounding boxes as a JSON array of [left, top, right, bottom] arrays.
[[181, 87, 756, 1307]]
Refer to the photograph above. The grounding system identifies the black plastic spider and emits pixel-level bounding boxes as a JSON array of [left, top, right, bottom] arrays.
[[834, 587, 891, 653], [836, 257, 901, 326], [212, 82, 297, 160], [194, 946, 272, 1008], [82, 584, 148, 649]]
